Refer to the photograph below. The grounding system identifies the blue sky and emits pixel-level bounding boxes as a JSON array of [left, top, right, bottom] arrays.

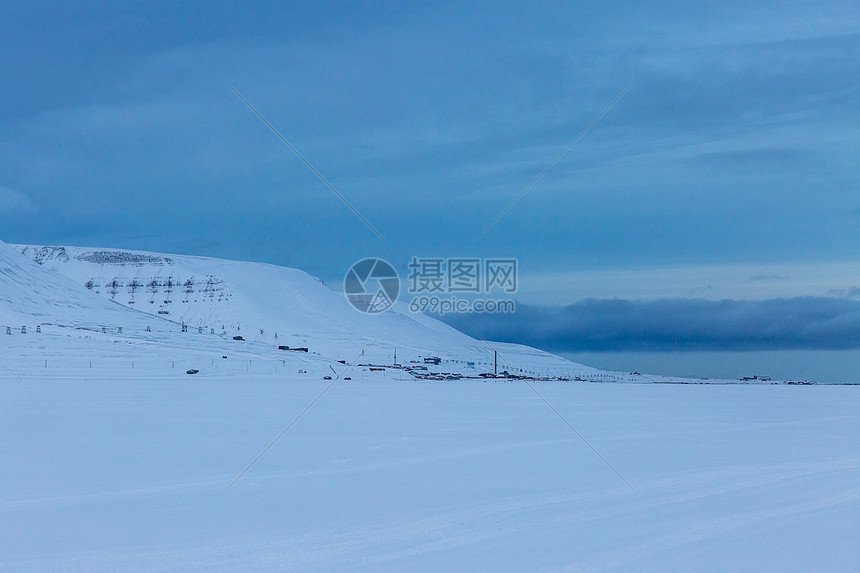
[[2, 1, 859, 356]]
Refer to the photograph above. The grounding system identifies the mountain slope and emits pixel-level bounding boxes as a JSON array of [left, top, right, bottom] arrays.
[[0, 240, 178, 338], [15, 244, 591, 376]]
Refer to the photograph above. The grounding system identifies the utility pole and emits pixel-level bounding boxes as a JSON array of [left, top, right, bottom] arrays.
[[494, 351, 497, 375]]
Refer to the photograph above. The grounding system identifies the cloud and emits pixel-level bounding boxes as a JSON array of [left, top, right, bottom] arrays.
[[748, 273, 789, 282], [518, 262, 860, 305], [825, 286, 860, 299], [692, 147, 815, 172], [0, 186, 36, 213], [442, 297, 860, 352]]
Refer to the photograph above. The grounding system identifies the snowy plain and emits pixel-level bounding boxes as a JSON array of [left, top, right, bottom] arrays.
[[3, 354, 859, 571], [2, 241, 859, 571]]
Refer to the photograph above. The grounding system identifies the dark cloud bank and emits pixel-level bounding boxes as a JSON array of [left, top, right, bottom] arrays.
[[441, 297, 860, 352]]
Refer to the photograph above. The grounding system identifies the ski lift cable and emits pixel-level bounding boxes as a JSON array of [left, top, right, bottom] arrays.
[[473, 84, 632, 245], [225, 81, 393, 251]]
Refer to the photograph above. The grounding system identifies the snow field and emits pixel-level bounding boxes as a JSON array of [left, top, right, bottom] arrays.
[[1, 368, 858, 572]]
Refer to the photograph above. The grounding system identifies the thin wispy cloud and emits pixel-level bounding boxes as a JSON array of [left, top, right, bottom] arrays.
[[518, 262, 860, 305], [0, 186, 36, 214]]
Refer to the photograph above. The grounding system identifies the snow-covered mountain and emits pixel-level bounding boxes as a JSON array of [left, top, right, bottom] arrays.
[[11, 243, 590, 377], [0, 240, 177, 339]]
